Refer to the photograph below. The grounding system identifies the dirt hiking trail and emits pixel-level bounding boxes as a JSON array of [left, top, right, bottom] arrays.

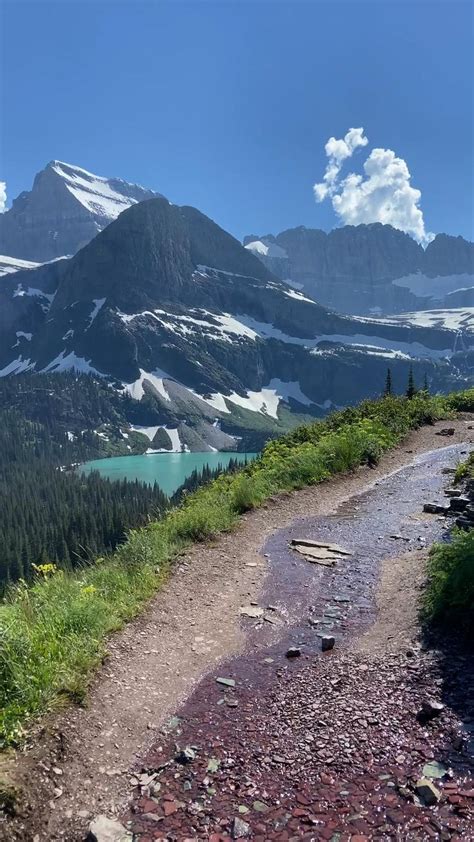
[[3, 419, 474, 841]]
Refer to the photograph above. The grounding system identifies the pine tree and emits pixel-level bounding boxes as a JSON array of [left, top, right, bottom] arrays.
[[384, 367, 393, 396], [406, 365, 416, 399], [423, 372, 429, 393]]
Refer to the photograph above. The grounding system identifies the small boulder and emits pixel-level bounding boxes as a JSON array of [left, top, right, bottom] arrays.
[[419, 699, 444, 720], [175, 746, 196, 764], [87, 817, 132, 842], [423, 503, 448, 515], [415, 778, 441, 805], [321, 635, 335, 652], [286, 647, 301, 658], [436, 428, 455, 437]]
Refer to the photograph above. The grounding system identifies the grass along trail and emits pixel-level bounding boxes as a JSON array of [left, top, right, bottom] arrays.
[[2, 417, 473, 841]]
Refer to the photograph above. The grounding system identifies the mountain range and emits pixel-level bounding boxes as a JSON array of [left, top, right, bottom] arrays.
[[245, 227, 474, 315], [0, 161, 472, 452]]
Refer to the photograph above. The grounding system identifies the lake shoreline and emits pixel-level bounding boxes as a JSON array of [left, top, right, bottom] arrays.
[[79, 450, 258, 496]]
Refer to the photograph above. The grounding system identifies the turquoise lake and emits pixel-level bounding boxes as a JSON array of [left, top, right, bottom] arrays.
[[80, 451, 257, 496]]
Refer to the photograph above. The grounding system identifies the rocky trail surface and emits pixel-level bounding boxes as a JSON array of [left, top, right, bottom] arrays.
[[3, 420, 474, 842]]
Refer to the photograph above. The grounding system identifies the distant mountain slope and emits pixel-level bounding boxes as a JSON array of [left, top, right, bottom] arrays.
[[0, 161, 163, 262], [0, 199, 472, 451], [244, 224, 474, 315]]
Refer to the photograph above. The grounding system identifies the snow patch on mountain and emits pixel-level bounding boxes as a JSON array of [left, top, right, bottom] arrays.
[[282, 288, 315, 304], [0, 356, 33, 376], [0, 255, 42, 277], [267, 378, 313, 406], [244, 239, 287, 259], [129, 424, 160, 442], [50, 161, 163, 222], [392, 272, 474, 299], [360, 308, 474, 332], [118, 308, 259, 343], [13, 283, 55, 303], [234, 315, 307, 345], [227, 387, 281, 419], [203, 378, 313, 419], [87, 297, 106, 327], [12, 331, 33, 348], [309, 333, 454, 360], [42, 350, 102, 374], [124, 368, 172, 402], [144, 427, 185, 453], [234, 315, 456, 359]]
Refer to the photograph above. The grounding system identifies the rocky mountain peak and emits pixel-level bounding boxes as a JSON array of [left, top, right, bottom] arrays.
[[424, 232, 474, 277], [50, 198, 273, 315], [0, 160, 163, 263]]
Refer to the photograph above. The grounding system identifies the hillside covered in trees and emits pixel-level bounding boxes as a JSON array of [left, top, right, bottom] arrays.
[[0, 407, 168, 585], [0, 374, 248, 586]]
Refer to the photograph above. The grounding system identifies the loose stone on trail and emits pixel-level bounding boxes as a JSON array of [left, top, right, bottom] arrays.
[[239, 605, 264, 618], [321, 635, 335, 651], [216, 677, 236, 687], [415, 778, 441, 805], [423, 760, 448, 779], [175, 746, 196, 764], [87, 816, 132, 842], [231, 816, 251, 838]]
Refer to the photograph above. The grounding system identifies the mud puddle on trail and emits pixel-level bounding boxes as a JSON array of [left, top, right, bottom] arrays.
[[124, 442, 474, 840]]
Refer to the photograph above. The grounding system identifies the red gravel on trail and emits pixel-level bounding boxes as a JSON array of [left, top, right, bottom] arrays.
[[125, 646, 474, 840], [123, 443, 474, 841]]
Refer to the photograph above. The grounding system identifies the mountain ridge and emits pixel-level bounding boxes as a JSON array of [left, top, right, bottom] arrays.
[[0, 197, 471, 452], [245, 224, 474, 315]]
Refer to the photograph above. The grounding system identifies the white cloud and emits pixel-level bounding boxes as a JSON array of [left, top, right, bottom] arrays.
[[0, 182, 6, 213], [314, 127, 368, 201], [313, 128, 433, 245]]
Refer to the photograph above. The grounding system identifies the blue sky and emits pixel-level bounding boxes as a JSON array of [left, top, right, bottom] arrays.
[[1, 0, 473, 242]]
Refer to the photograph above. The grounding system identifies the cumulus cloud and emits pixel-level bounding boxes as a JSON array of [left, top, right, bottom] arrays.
[[0, 182, 6, 213], [313, 128, 433, 245], [314, 127, 368, 202]]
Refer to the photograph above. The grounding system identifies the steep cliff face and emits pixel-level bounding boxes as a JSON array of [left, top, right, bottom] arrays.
[[424, 233, 474, 277], [245, 224, 474, 315], [0, 161, 162, 262]]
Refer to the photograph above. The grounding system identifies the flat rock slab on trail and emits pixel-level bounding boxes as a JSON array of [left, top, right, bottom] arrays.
[[2, 419, 473, 841], [290, 539, 352, 565]]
